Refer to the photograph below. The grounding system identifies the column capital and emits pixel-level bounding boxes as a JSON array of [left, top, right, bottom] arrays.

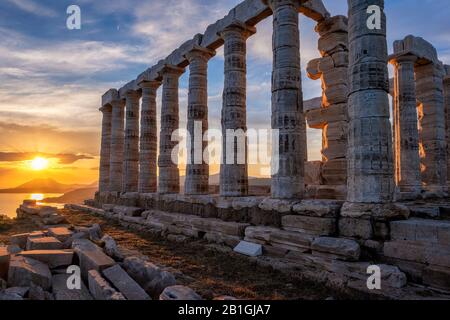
[[184, 46, 216, 62], [124, 90, 141, 100], [218, 20, 256, 40], [263, 0, 298, 10], [139, 80, 161, 90], [389, 54, 417, 66], [159, 64, 185, 77]]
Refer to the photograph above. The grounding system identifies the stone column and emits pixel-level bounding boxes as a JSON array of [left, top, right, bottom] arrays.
[[416, 62, 447, 196], [267, 0, 305, 199], [99, 105, 112, 192], [219, 21, 256, 197], [444, 68, 450, 185], [121, 90, 141, 193], [158, 65, 184, 194], [139, 81, 161, 194], [347, 0, 394, 203], [184, 47, 215, 195], [390, 55, 422, 198], [109, 99, 126, 193]]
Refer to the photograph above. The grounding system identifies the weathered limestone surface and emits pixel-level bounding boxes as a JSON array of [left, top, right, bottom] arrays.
[[160, 285, 202, 300], [346, 0, 394, 203], [139, 81, 161, 193], [8, 256, 52, 290], [416, 62, 447, 195], [47, 227, 73, 242], [269, 0, 306, 199], [26, 237, 63, 251], [311, 237, 360, 261], [219, 21, 255, 197], [444, 66, 450, 185], [72, 239, 115, 280], [389, 54, 421, 197], [0, 247, 10, 280], [99, 104, 112, 192], [103, 264, 150, 300], [158, 65, 185, 194], [109, 99, 126, 192], [18, 250, 74, 268], [122, 90, 141, 193], [53, 274, 93, 300], [390, 219, 450, 245], [185, 46, 215, 195], [88, 269, 126, 300]]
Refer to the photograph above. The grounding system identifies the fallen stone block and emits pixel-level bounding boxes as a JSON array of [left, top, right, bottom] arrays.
[[0, 247, 11, 280], [160, 285, 202, 300], [43, 214, 66, 226], [4, 286, 29, 298], [72, 239, 115, 280], [282, 215, 336, 236], [423, 265, 450, 291], [123, 256, 176, 297], [52, 274, 93, 300], [38, 206, 58, 218], [101, 235, 124, 261], [6, 244, 22, 254], [26, 237, 63, 251], [0, 292, 23, 300], [11, 231, 45, 249], [18, 250, 74, 268], [311, 237, 360, 261], [47, 227, 73, 242], [103, 264, 150, 300], [8, 256, 52, 290], [88, 270, 126, 300], [233, 241, 262, 257]]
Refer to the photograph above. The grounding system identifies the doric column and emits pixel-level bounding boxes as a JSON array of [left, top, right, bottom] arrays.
[[139, 81, 161, 194], [109, 99, 126, 192], [122, 90, 141, 193], [416, 62, 447, 195], [390, 55, 422, 198], [444, 68, 450, 185], [184, 47, 215, 195], [347, 0, 394, 203], [267, 0, 306, 199], [99, 105, 112, 192], [219, 21, 256, 197], [158, 65, 184, 194]]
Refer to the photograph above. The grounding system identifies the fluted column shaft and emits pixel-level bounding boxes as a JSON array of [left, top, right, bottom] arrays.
[[185, 47, 215, 195], [269, 0, 305, 199], [158, 65, 184, 194], [219, 22, 255, 197], [347, 0, 394, 203], [99, 105, 112, 192], [416, 63, 447, 195], [122, 91, 141, 193], [139, 81, 160, 193], [109, 100, 126, 192], [445, 75, 450, 185], [391, 55, 421, 196]]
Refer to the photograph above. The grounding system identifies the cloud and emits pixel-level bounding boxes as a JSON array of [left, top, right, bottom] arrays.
[[0, 152, 93, 164], [5, 0, 57, 17]]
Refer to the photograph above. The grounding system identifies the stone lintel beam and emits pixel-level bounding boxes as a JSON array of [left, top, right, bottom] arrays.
[[299, 0, 330, 22], [304, 97, 322, 112], [390, 35, 439, 66], [101, 89, 119, 108], [136, 60, 165, 85], [119, 80, 141, 100]]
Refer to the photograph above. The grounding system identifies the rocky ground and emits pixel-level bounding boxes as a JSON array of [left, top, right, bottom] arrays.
[[0, 202, 338, 300]]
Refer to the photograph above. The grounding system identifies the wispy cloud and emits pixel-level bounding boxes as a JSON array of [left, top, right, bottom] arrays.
[[5, 0, 57, 17]]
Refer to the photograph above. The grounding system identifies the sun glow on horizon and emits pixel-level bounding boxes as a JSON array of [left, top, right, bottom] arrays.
[[30, 157, 49, 171]]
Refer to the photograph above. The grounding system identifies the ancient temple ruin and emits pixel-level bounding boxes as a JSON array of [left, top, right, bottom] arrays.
[[86, 0, 450, 297]]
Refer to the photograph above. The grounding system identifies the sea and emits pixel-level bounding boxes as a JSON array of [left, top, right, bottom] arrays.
[[0, 193, 63, 218]]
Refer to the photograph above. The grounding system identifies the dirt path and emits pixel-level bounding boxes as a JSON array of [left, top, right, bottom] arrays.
[[1, 209, 338, 300]]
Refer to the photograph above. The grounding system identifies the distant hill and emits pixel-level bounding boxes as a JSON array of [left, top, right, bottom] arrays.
[[0, 178, 89, 194], [42, 187, 97, 204]]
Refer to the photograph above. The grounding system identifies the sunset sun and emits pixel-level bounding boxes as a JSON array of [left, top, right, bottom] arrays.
[[30, 157, 49, 171]]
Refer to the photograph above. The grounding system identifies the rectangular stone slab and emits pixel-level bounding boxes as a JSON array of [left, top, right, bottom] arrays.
[[102, 264, 150, 300], [18, 250, 74, 268], [72, 239, 115, 280], [233, 241, 262, 257], [0, 246, 11, 280], [88, 269, 125, 300], [311, 237, 361, 261], [26, 236, 63, 251], [11, 231, 45, 249], [8, 256, 52, 290], [47, 227, 73, 242], [52, 274, 93, 300]]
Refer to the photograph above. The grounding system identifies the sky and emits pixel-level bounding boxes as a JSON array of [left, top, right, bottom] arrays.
[[0, 0, 449, 188]]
